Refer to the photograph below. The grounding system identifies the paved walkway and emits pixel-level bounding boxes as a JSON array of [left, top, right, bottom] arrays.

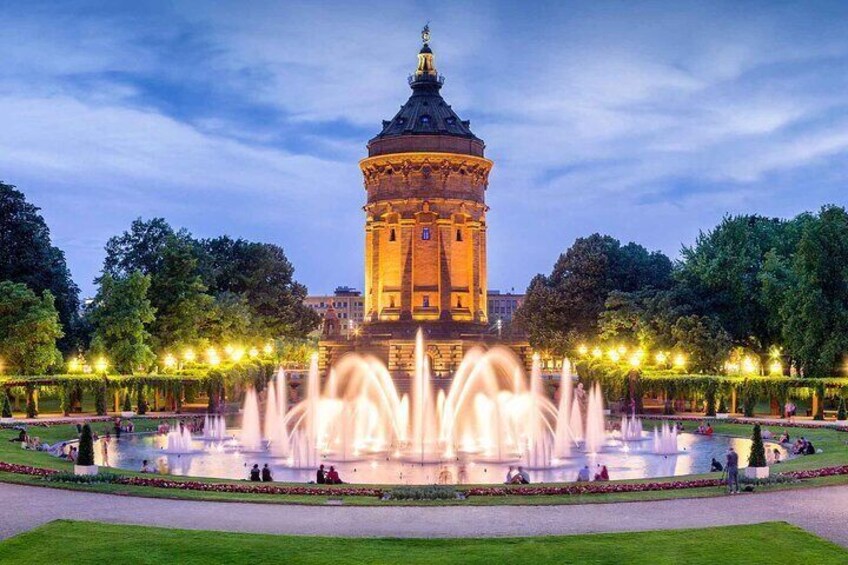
[[1, 482, 847, 546]]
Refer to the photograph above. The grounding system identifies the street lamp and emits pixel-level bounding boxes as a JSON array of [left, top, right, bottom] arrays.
[[94, 357, 108, 374]]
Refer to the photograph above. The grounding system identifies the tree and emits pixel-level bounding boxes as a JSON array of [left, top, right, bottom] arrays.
[[677, 215, 802, 352], [88, 272, 156, 373], [122, 392, 132, 413], [102, 218, 211, 349], [148, 237, 213, 348], [837, 397, 846, 421], [0, 183, 80, 349], [599, 288, 688, 351], [77, 423, 95, 466], [748, 424, 767, 468], [515, 234, 672, 352], [200, 237, 319, 338], [782, 206, 848, 377], [0, 281, 63, 374], [671, 314, 731, 373], [102, 217, 190, 279]]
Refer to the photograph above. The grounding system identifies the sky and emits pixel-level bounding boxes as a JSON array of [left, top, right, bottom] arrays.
[[3, 1, 848, 298]]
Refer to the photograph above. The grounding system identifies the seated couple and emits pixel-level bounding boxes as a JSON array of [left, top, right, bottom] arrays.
[[505, 466, 530, 485], [316, 464, 343, 484]]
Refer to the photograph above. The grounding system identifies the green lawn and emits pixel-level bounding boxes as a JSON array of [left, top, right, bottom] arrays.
[[0, 419, 846, 506], [1, 520, 845, 564]]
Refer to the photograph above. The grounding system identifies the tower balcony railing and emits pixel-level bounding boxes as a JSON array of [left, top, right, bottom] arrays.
[[408, 73, 445, 86]]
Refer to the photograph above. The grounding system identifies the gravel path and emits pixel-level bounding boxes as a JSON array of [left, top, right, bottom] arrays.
[[1, 482, 846, 546]]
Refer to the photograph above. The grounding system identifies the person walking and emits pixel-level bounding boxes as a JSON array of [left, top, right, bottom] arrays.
[[726, 447, 739, 494]]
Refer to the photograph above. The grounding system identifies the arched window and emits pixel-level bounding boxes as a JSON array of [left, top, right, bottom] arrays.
[[422, 227, 431, 240], [389, 228, 396, 242], [456, 229, 462, 242], [423, 295, 430, 308]]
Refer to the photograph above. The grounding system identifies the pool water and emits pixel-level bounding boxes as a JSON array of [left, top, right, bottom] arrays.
[[90, 429, 788, 485]]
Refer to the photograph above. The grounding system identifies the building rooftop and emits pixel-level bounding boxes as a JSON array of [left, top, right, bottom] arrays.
[[369, 26, 480, 143]]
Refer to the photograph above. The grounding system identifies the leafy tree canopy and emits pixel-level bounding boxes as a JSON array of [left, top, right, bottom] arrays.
[[677, 214, 804, 351], [0, 281, 63, 373], [0, 182, 80, 349], [88, 272, 156, 373], [515, 234, 673, 352], [781, 206, 848, 377]]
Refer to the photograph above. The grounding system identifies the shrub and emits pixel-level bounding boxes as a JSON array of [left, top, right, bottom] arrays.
[[45, 472, 120, 484], [704, 381, 717, 416], [387, 485, 458, 500], [1, 393, 12, 418], [748, 424, 767, 468], [136, 384, 148, 415], [77, 423, 95, 466], [25, 384, 37, 418], [122, 392, 132, 412], [717, 396, 728, 414], [837, 397, 847, 421], [94, 381, 108, 416]]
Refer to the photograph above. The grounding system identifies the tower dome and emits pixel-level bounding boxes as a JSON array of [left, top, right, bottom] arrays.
[[367, 26, 485, 158]]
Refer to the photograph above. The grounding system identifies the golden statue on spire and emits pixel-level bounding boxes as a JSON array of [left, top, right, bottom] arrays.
[[416, 23, 436, 76]]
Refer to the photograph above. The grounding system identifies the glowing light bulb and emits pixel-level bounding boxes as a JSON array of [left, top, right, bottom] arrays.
[[591, 347, 602, 359], [183, 348, 196, 363], [655, 352, 667, 365], [94, 357, 108, 373], [163, 354, 177, 369], [578, 344, 588, 356], [673, 353, 686, 369], [263, 343, 273, 355], [249, 347, 259, 358]]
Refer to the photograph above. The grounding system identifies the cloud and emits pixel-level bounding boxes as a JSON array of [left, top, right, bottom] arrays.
[[2, 0, 848, 296]]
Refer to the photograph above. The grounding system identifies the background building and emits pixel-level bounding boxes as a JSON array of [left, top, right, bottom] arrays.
[[487, 290, 524, 325], [304, 286, 364, 338]]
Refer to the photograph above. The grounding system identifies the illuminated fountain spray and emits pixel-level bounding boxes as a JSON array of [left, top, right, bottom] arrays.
[[554, 359, 575, 458], [652, 421, 679, 454], [584, 383, 606, 454], [240, 388, 263, 451], [241, 329, 605, 469], [202, 414, 227, 440], [620, 414, 644, 441], [165, 423, 195, 454]]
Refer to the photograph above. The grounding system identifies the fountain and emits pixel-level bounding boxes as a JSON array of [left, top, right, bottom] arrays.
[[620, 414, 644, 441], [164, 423, 195, 454], [240, 388, 263, 452], [202, 414, 228, 440], [584, 383, 606, 454], [239, 329, 605, 469], [652, 421, 679, 454]]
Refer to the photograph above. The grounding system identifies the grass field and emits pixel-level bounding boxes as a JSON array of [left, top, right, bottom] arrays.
[[1, 520, 845, 564], [0, 419, 846, 506]]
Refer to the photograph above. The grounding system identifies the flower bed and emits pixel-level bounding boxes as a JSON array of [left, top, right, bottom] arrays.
[[640, 414, 848, 432], [115, 476, 384, 498]]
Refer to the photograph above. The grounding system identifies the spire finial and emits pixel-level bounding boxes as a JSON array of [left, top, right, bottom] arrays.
[[415, 23, 437, 77]]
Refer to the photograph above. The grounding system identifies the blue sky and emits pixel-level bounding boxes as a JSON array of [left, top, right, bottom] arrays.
[[3, 1, 848, 298]]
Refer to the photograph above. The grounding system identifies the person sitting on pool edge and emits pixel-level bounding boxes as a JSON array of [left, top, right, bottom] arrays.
[[316, 464, 326, 484], [325, 466, 343, 484], [261, 463, 273, 482], [710, 457, 723, 472], [249, 464, 261, 481], [576, 464, 591, 482]]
